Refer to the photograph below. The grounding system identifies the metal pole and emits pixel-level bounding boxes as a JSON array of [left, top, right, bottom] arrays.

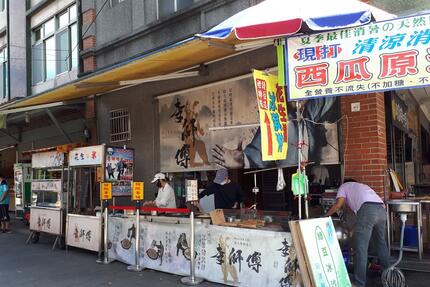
[[103, 201, 110, 263], [297, 101, 302, 220], [97, 200, 112, 264], [66, 166, 70, 253], [89, 167, 93, 209], [128, 201, 143, 271], [181, 204, 204, 285], [304, 170, 309, 219], [96, 198, 103, 263]]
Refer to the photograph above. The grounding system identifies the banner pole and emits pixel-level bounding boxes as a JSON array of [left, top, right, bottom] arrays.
[[181, 203, 204, 285], [128, 200, 143, 271], [96, 199, 103, 263], [297, 101, 302, 220]]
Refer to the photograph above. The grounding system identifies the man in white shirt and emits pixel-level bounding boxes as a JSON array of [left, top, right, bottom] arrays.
[[144, 173, 177, 208]]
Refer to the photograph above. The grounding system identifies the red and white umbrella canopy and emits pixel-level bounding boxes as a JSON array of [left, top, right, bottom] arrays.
[[198, 0, 394, 40]]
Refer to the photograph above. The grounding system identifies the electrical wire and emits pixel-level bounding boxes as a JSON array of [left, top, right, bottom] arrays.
[[65, 0, 111, 62]]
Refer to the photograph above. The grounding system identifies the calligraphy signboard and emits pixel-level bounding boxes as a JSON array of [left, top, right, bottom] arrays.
[[66, 214, 101, 252], [253, 70, 288, 161], [29, 207, 62, 235], [32, 151, 64, 168], [31, 180, 62, 192], [159, 75, 339, 170], [132, 182, 144, 201], [159, 76, 259, 172], [68, 145, 104, 166], [108, 218, 297, 287], [290, 218, 351, 287], [185, 179, 198, 202], [286, 13, 430, 100]]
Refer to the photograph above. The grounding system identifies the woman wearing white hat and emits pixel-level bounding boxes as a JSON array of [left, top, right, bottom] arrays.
[[143, 173, 177, 208]]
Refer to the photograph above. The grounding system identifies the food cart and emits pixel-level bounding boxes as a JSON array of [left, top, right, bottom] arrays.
[[65, 145, 134, 253], [13, 163, 32, 221], [26, 150, 68, 249]]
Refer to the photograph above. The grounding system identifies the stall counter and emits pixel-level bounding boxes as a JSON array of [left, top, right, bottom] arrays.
[[108, 215, 297, 287], [66, 214, 102, 252]]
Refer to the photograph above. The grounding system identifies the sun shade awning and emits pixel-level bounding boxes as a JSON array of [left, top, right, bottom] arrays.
[[4, 37, 246, 109], [2, 0, 394, 111]]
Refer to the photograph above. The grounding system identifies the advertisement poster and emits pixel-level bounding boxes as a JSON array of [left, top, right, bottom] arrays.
[[108, 218, 297, 287], [105, 147, 134, 181], [29, 207, 62, 235], [105, 147, 134, 196], [66, 214, 101, 252], [159, 76, 340, 171], [69, 145, 104, 166], [32, 151, 64, 168], [286, 13, 430, 100], [253, 70, 288, 161]]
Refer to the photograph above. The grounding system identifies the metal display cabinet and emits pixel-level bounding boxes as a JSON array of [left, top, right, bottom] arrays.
[[66, 145, 105, 253], [14, 163, 32, 220], [26, 151, 68, 250]]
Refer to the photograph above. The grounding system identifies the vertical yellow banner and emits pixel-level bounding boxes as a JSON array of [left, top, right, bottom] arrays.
[[253, 70, 288, 161], [132, 181, 144, 201], [100, 182, 112, 200]]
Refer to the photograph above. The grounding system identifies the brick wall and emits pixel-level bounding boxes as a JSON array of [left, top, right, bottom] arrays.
[[83, 36, 96, 50], [341, 92, 388, 196], [82, 8, 96, 25], [82, 8, 97, 72], [83, 56, 97, 72]]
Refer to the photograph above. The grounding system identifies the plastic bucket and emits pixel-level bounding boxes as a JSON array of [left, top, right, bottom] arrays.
[[403, 225, 418, 247]]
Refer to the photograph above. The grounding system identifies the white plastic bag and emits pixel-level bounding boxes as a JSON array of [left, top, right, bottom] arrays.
[[276, 167, 286, 191]]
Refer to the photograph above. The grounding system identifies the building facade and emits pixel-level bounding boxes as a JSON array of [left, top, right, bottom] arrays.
[[0, 0, 429, 209]]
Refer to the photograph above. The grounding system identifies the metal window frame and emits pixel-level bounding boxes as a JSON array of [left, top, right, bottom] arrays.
[[109, 108, 131, 143], [31, 4, 78, 83]]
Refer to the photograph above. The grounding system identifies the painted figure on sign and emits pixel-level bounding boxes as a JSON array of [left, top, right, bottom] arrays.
[[176, 233, 196, 261], [178, 101, 209, 168], [146, 240, 164, 266], [106, 163, 115, 179], [211, 236, 238, 284]]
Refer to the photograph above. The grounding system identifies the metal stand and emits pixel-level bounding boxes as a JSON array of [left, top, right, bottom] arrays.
[[181, 205, 204, 285], [128, 201, 143, 272], [26, 231, 35, 244], [97, 200, 113, 264]]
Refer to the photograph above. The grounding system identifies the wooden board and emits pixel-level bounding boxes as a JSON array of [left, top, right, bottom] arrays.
[[289, 220, 312, 287], [210, 209, 226, 225]]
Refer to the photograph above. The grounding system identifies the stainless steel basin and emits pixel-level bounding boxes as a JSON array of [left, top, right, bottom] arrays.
[[388, 200, 419, 213]]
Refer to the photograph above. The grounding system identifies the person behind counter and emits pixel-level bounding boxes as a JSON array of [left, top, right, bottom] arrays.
[[143, 173, 177, 209], [325, 179, 388, 287], [199, 169, 243, 209]]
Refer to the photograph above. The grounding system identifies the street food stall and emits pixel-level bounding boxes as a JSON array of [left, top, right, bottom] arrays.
[[27, 150, 68, 249], [100, 2, 430, 286], [65, 145, 134, 253]]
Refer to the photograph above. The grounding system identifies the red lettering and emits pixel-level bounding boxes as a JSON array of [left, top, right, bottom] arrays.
[[334, 56, 372, 83], [294, 63, 329, 88], [379, 50, 419, 78]]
